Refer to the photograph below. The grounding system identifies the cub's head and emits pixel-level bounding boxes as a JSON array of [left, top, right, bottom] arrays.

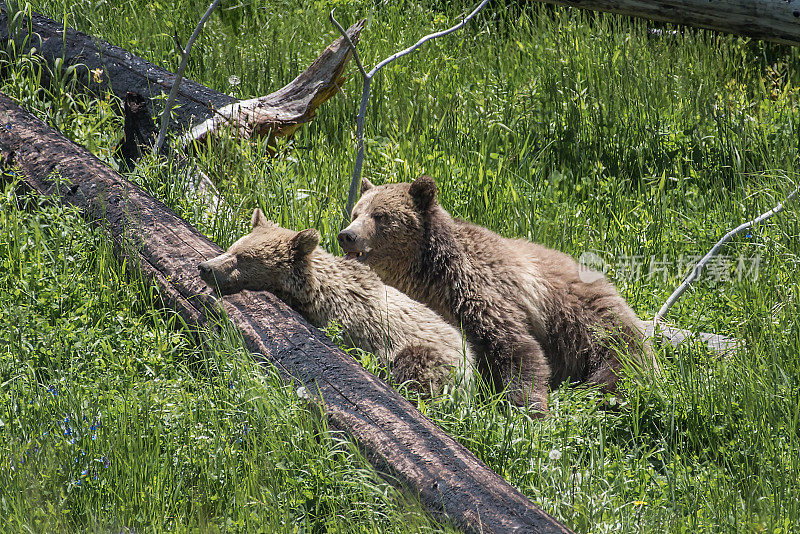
[[337, 175, 439, 271], [198, 208, 319, 296]]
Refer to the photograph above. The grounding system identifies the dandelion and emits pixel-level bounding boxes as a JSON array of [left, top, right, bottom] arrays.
[[228, 75, 241, 86], [633, 500, 648, 506], [296, 386, 310, 400], [548, 448, 562, 461], [91, 68, 103, 83]]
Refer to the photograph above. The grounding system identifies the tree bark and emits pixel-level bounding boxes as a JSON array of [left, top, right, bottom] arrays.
[[534, 0, 800, 46], [0, 92, 573, 534]]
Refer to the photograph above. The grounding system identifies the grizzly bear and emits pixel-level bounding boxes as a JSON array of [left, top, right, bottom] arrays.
[[338, 175, 654, 413], [198, 209, 474, 395]]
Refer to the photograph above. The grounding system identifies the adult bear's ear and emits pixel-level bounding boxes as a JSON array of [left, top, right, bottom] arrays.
[[291, 228, 320, 257], [360, 177, 375, 194], [409, 175, 437, 209], [251, 208, 270, 229]]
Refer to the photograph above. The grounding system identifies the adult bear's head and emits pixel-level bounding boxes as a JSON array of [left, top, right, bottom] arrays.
[[338, 175, 439, 273]]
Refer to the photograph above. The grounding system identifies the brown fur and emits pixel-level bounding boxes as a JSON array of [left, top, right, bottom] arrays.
[[198, 209, 474, 395], [338, 175, 654, 412]]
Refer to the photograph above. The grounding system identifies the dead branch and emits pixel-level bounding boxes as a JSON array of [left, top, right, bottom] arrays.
[[655, 185, 799, 326], [181, 19, 365, 150], [154, 0, 222, 154], [330, 1, 490, 220]]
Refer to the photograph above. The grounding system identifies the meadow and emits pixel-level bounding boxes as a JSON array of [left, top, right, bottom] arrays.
[[1, 0, 799, 532]]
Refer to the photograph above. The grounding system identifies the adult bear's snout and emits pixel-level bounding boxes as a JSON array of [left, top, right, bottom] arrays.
[[337, 229, 357, 247]]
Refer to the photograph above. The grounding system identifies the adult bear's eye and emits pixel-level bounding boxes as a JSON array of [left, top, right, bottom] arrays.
[[373, 212, 388, 223]]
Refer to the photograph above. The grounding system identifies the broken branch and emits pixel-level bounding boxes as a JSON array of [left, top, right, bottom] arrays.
[[654, 184, 799, 326], [331, 1, 490, 219]]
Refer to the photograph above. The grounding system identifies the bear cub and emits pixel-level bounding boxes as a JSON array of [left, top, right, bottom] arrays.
[[198, 209, 474, 395], [339, 175, 655, 413]]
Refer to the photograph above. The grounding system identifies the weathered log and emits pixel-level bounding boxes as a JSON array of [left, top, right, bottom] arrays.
[[182, 19, 364, 147], [0, 3, 232, 127], [534, 0, 800, 46], [0, 92, 573, 534], [0, 4, 364, 146]]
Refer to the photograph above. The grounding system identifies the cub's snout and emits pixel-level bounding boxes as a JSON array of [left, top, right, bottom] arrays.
[[198, 261, 212, 278], [197, 253, 239, 295]]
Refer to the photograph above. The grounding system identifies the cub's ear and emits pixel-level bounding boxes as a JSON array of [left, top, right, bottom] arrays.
[[360, 177, 375, 195], [291, 228, 320, 257], [409, 175, 437, 209], [251, 208, 270, 229]]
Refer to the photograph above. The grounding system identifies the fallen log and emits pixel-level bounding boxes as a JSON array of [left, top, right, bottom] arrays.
[[0, 93, 572, 534], [0, 3, 364, 148], [534, 0, 800, 46], [0, 3, 231, 128], [182, 19, 364, 148]]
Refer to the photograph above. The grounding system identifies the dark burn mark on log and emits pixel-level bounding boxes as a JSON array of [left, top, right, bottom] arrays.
[[116, 92, 162, 172]]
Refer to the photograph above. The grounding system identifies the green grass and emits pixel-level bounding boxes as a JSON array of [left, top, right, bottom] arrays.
[[0, 181, 455, 533], [2, 0, 800, 532]]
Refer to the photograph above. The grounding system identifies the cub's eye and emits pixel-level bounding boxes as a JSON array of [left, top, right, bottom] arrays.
[[373, 212, 389, 222]]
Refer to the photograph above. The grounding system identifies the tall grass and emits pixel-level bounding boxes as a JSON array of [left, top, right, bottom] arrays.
[[3, 0, 800, 531], [0, 180, 454, 532]]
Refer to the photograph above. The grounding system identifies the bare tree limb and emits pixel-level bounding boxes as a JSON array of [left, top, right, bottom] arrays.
[[154, 0, 222, 154], [654, 185, 799, 326], [367, 0, 490, 78], [331, 0, 490, 220], [329, 10, 366, 79]]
